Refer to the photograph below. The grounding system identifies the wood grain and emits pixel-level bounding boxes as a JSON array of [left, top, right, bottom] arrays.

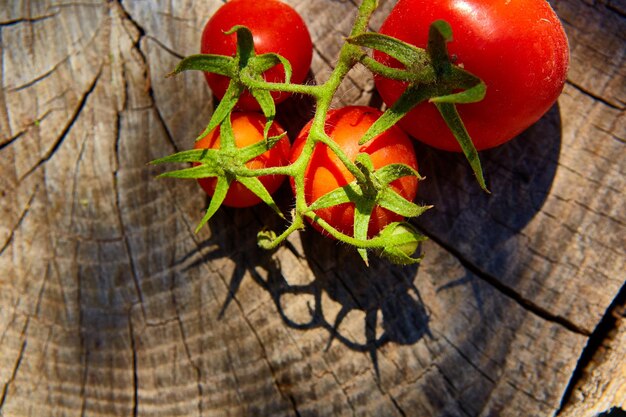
[[0, 0, 623, 416]]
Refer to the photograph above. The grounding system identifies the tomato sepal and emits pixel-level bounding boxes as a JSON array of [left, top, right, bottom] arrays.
[[378, 190, 431, 218], [374, 163, 422, 186], [250, 87, 276, 139], [248, 53, 293, 85], [196, 175, 231, 233], [236, 176, 284, 219], [151, 148, 222, 179], [434, 102, 488, 192], [150, 148, 216, 166], [427, 20, 454, 75], [359, 84, 435, 145], [349, 33, 435, 81], [353, 198, 376, 265], [235, 131, 288, 162], [196, 81, 244, 143], [167, 54, 236, 78], [227, 25, 255, 65], [155, 163, 221, 180]]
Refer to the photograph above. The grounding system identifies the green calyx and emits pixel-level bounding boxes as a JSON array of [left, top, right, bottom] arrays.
[[168, 25, 292, 141], [152, 0, 489, 266], [304, 153, 430, 265], [151, 114, 288, 232], [349, 19, 489, 192]]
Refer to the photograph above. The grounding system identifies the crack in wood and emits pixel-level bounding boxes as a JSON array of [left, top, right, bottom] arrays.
[[566, 80, 624, 111], [145, 35, 184, 60], [0, 108, 62, 151], [231, 294, 297, 414], [424, 231, 593, 337], [127, 313, 139, 417], [223, 340, 246, 413], [0, 318, 29, 413], [7, 55, 70, 93], [505, 378, 555, 408], [436, 330, 497, 385], [432, 363, 473, 417], [556, 281, 626, 415], [0, 13, 58, 27], [0, 28, 14, 141], [19, 67, 102, 182], [288, 394, 302, 417], [115, 0, 181, 154], [386, 393, 407, 417], [0, 185, 38, 258], [605, 1, 626, 19]]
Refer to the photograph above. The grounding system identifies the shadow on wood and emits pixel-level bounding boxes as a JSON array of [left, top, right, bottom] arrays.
[[174, 199, 432, 379], [413, 103, 563, 295], [414, 103, 562, 238]]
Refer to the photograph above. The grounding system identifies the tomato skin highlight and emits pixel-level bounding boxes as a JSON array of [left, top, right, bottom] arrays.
[[200, 0, 313, 110], [194, 113, 290, 207], [374, 0, 570, 151], [290, 106, 419, 238]]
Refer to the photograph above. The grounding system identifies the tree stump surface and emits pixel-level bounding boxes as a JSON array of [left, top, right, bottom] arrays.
[[0, 1, 624, 416]]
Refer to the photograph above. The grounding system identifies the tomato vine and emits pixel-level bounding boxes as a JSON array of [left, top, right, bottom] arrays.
[[151, 0, 567, 265]]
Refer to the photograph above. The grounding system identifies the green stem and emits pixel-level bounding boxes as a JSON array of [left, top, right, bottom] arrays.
[[278, 0, 382, 250], [359, 55, 436, 82], [233, 165, 297, 177], [241, 76, 322, 97], [302, 212, 384, 249], [261, 214, 305, 249], [300, 0, 379, 187]]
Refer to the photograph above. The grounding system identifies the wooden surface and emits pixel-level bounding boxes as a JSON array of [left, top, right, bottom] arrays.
[[0, 0, 624, 416]]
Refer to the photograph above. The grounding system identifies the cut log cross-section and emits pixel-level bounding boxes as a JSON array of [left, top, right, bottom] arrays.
[[0, 1, 624, 416]]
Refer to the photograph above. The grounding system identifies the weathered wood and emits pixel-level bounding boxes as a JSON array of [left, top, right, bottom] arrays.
[[0, 0, 623, 416]]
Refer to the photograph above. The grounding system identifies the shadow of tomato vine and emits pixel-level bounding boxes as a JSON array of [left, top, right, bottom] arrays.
[[174, 195, 432, 378], [269, 229, 432, 376]]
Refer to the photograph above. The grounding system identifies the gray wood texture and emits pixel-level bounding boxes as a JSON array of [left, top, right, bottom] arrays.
[[0, 0, 624, 416]]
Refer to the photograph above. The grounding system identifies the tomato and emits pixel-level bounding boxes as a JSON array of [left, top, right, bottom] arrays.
[[194, 112, 290, 207], [200, 0, 313, 110], [374, 0, 570, 151], [290, 106, 419, 238]]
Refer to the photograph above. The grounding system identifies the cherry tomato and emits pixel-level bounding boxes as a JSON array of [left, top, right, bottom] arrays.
[[194, 112, 290, 207], [290, 106, 419, 238], [200, 0, 313, 110], [374, 0, 569, 151]]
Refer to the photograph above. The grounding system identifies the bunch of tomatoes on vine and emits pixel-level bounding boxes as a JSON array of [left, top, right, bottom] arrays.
[[152, 0, 569, 265]]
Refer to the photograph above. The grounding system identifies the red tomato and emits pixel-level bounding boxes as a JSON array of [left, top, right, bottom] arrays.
[[374, 0, 570, 151], [290, 106, 419, 238], [194, 112, 290, 207], [200, 0, 313, 110]]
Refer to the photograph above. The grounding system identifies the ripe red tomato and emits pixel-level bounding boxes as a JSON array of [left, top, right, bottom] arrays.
[[194, 112, 290, 207], [374, 0, 570, 151], [200, 0, 313, 110], [290, 106, 419, 238]]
